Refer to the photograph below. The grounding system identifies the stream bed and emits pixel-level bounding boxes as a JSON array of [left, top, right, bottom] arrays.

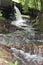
[[0, 6, 43, 65]]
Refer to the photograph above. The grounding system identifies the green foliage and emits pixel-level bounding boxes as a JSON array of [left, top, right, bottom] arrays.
[[19, 0, 41, 12], [14, 61, 18, 65], [0, 13, 2, 16], [12, 0, 19, 3], [12, 0, 41, 13], [8, 60, 18, 65], [0, 51, 3, 55], [22, 0, 29, 13]]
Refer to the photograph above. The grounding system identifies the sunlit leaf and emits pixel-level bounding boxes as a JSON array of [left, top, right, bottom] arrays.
[[14, 61, 18, 65]]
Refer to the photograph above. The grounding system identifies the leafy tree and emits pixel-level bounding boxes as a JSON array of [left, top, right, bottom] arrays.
[[13, 0, 41, 12], [19, 0, 41, 12]]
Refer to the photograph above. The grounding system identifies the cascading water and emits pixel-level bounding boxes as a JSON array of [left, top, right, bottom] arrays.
[[11, 6, 27, 27], [11, 6, 35, 33], [10, 47, 43, 65], [11, 5, 43, 65], [0, 5, 43, 65]]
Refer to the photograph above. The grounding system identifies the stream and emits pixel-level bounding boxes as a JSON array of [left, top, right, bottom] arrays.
[[0, 6, 43, 65]]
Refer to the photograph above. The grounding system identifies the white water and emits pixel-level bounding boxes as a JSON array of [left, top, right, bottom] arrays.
[[11, 6, 27, 27], [11, 6, 43, 65], [10, 48, 43, 65], [11, 6, 35, 34], [0, 5, 43, 65], [14, 6, 22, 20]]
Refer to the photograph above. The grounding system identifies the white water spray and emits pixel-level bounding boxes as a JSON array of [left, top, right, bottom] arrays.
[[11, 5, 35, 34], [10, 48, 43, 65], [11, 6, 27, 27], [11, 5, 43, 65]]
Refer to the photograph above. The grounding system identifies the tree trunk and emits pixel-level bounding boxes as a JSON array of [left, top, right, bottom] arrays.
[[38, 0, 43, 33]]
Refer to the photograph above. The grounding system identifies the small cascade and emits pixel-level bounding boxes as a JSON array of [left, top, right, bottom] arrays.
[[11, 6, 27, 27], [10, 48, 43, 65], [0, 4, 43, 65], [11, 6, 35, 33]]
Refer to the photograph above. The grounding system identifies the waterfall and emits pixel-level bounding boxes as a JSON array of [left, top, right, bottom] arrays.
[[14, 6, 22, 20], [0, 4, 43, 65], [11, 6, 35, 33], [11, 6, 28, 27], [11, 5, 39, 55]]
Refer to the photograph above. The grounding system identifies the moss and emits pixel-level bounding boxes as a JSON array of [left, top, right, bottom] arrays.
[[0, 51, 3, 55], [0, 13, 2, 16]]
